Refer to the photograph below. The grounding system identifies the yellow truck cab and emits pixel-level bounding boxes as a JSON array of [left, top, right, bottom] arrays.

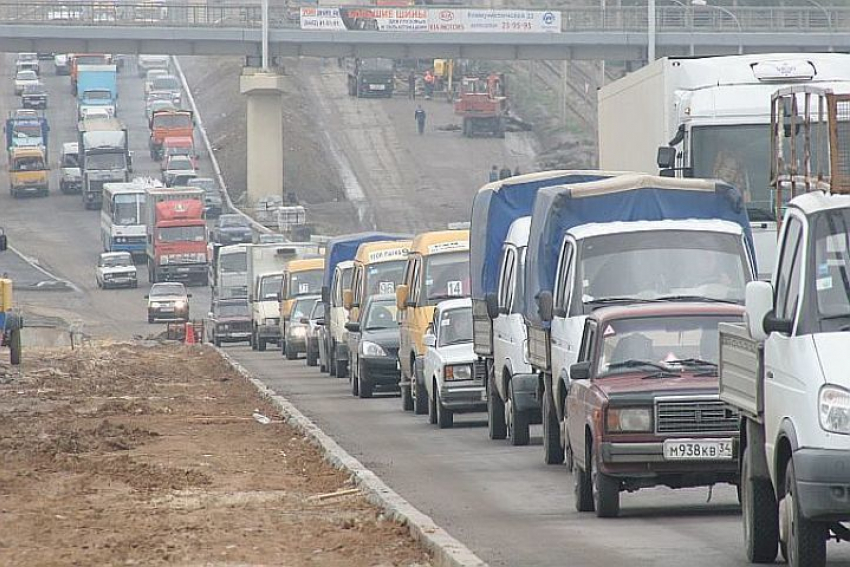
[[344, 239, 412, 322], [279, 257, 324, 353], [8, 147, 48, 198], [396, 230, 470, 414]]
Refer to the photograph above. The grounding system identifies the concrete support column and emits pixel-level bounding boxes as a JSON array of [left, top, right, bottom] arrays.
[[239, 69, 285, 207]]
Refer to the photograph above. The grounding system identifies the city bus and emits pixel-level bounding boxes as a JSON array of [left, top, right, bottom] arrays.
[[101, 181, 149, 257]]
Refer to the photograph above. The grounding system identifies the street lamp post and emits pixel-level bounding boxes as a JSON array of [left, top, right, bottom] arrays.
[[692, 0, 743, 55], [804, 0, 833, 52], [648, 0, 657, 61]]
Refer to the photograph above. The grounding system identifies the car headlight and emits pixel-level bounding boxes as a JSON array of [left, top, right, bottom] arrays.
[[220, 324, 229, 330], [606, 407, 652, 433], [159, 256, 169, 265], [445, 364, 472, 381], [150, 302, 161, 308], [819, 385, 850, 435], [174, 300, 187, 309], [361, 341, 387, 357], [290, 325, 307, 338], [265, 318, 279, 327]]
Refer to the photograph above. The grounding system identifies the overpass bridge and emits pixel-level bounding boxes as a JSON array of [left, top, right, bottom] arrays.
[[0, 2, 847, 59]]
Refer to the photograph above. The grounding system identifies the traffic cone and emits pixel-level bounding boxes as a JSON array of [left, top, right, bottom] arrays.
[[184, 321, 195, 345]]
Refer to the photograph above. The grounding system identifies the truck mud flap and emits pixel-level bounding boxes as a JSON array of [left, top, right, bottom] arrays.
[[510, 373, 540, 413]]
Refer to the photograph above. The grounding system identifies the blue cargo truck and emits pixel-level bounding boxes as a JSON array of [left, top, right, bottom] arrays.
[[76, 64, 118, 119], [4, 116, 50, 161]]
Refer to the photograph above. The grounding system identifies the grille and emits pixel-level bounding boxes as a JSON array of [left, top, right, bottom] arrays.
[[473, 359, 487, 383], [655, 397, 739, 435]]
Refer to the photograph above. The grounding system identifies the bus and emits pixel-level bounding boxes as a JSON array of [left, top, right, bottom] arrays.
[[101, 181, 150, 256]]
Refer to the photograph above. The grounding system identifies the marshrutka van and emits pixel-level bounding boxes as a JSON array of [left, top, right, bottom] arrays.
[[396, 230, 470, 415], [279, 257, 324, 358]]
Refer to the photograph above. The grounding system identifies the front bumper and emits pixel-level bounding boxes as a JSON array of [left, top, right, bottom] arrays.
[[157, 264, 207, 282], [12, 182, 48, 194], [793, 448, 850, 521], [22, 97, 47, 109], [257, 324, 280, 341], [439, 383, 486, 411], [149, 307, 189, 321], [218, 233, 252, 245], [360, 356, 400, 386], [285, 335, 307, 352], [101, 274, 137, 288], [215, 324, 251, 342]]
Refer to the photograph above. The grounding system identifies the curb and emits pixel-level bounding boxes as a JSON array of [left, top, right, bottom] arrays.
[[215, 348, 488, 567]]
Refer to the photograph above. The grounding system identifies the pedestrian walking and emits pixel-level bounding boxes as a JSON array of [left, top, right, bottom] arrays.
[[415, 105, 427, 135], [408, 71, 416, 100], [488, 165, 499, 183], [499, 166, 512, 180]]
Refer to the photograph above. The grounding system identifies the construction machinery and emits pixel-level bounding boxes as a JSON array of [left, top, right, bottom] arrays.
[[454, 73, 507, 138], [0, 262, 23, 365]]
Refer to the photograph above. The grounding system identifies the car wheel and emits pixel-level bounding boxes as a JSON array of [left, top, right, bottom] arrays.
[[401, 383, 413, 411], [428, 381, 438, 425], [8, 329, 22, 366], [257, 337, 266, 352], [329, 343, 338, 376], [357, 363, 372, 399], [592, 449, 620, 518], [306, 348, 318, 367], [782, 459, 827, 567], [413, 375, 428, 415], [148, 315, 154, 324], [436, 389, 453, 429], [487, 370, 507, 440], [574, 440, 594, 513], [507, 380, 530, 446], [742, 445, 779, 563], [214, 337, 221, 347], [285, 342, 297, 360], [543, 386, 565, 465], [335, 357, 347, 378]]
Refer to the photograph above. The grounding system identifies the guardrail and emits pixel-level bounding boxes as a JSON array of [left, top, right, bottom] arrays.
[[1, 2, 848, 34]]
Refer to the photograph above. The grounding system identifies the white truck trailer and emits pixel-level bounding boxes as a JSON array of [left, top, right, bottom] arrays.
[[598, 53, 850, 280]]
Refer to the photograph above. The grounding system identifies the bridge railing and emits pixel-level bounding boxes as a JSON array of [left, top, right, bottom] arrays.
[[2, 2, 850, 33]]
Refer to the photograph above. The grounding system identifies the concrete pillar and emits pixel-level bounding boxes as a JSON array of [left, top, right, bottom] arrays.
[[239, 69, 285, 207]]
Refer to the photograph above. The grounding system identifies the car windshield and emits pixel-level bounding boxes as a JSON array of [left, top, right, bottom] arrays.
[[152, 114, 191, 129], [289, 269, 323, 297], [13, 124, 41, 137], [576, 230, 749, 310], [157, 226, 205, 242], [188, 179, 214, 192], [151, 283, 184, 296], [61, 152, 79, 167], [425, 252, 470, 301], [12, 156, 44, 170], [152, 77, 179, 90], [16, 71, 36, 81], [101, 254, 132, 268], [23, 84, 45, 94], [113, 194, 141, 225], [260, 274, 283, 300], [292, 297, 319, 321], [310, 302, 325, 319], [595, 315, 739, 377], [813, 208, 850, 331], [365, 259, 406, 296], [85, 90, 111, 100], [219, 251, 247, 273], [219, 215, 248, 228], [365, 300, 398, 330], [216, 302, 249, 317], [86, 153, 126, 170], [167, 158, 193, 170], [438, 306, 473, 346]]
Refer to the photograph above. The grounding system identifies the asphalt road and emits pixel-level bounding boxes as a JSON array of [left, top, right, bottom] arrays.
[[2, 54, 849, 567]]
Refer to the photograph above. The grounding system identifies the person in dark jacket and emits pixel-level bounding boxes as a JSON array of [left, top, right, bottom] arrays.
[[415, 105, 426, 135]]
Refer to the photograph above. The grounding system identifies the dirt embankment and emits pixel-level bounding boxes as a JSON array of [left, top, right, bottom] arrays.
[[0, 343, 430, 566], [181, 56, 363, 235]]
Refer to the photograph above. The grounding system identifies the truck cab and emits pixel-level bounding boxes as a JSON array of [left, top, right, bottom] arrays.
[[720, 192, 850, 566], [396, 230, 470, 415], [8, 146, 48, 198], [525, 174, 756, 465], [346, 58, 395, 98]]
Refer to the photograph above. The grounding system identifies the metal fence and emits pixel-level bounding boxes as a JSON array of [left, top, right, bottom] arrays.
[[1, 2, 848, 33]]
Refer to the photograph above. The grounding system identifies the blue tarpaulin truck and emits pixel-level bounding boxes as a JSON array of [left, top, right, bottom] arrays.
[[5, 116, 50, 160], [76, 64, 118, 118]]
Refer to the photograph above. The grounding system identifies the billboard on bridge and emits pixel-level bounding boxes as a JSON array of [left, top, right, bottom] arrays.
[[299, 7, 561, 33]]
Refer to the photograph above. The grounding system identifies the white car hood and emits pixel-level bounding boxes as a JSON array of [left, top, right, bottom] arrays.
[[102, 265, 136, 276], [434, 342, 476, 365], [813, 332, 850, 389]]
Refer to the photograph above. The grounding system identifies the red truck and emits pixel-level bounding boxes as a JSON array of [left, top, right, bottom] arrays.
[[149, 109, 194, 160], [144, 187, 208, 285], [454, 73, 507, 138], [565, 302, 744, 518]]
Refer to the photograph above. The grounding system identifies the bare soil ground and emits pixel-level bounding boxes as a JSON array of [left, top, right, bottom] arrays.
[[0, 343, 431, 567]]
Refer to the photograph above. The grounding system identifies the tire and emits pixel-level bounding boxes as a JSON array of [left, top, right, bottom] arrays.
[[592, 451, 620, 518], [329, 343, 337, 376], [350, 365, 359, 397], [507, 380, 530, 446], [487, 370, 507, 440], [783, 459, 827, 567], [306, 349, 318, 367], [213, 337, 221, 347], [574, 445, 594, 513], [401, 384, 413, 412], [285, 342, 297, 360], [742, 445, 779, 563], [436, 390, 453, 429], [357, 364, 372, 399], [543, 387, 565, 465], [428, 383, 438, 425], [413, 374, 428, 415], [335, 357, 347, 378], [9, 329, 21, 366], [147, 314, 154, 324], [257, 337, 267, 352]]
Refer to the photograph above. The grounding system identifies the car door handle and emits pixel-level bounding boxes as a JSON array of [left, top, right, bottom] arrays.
[[767, 371, 774, 380]]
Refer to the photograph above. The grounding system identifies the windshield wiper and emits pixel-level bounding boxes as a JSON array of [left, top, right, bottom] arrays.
[[584, 297, 660, 305], [822, 312, 850, 320], [653, 295, 740, 304], [607, 359, 671, 372], [642, 370, 682, 380], [665, 358, 718, 368]]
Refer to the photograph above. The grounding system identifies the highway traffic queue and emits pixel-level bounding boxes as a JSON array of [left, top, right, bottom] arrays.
[[5, 49, 850, 567]]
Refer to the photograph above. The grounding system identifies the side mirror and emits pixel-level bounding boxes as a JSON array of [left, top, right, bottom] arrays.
[[484, 292, 500, 320], [299, 317, 309, 324], [144, 295, 150, 299], [423, 333, 437, 348], [315, 317, 325, 326], [187, 293, 193, 298], [536, 290, 554, 323], [345, 321, 360, 333], [763, 312, 793, 336], [570, 361, 591, 381], [207, 312, 213, 319], [745, 281, 774, 341], [396, 284, 409, 311], [343, 288, 353, 311], [656, 146, 677, 169]]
